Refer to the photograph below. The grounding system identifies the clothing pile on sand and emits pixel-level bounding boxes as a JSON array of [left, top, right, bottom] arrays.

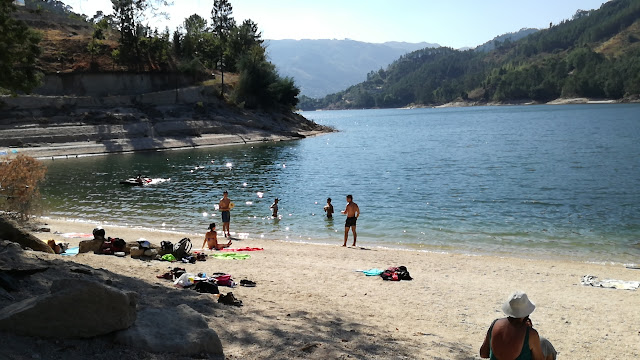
[[357, 266, 413, 281], [155, 267, 256, 306]]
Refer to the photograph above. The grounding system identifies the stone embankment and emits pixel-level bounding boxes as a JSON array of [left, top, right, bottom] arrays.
[[0, 85, 333, 158]]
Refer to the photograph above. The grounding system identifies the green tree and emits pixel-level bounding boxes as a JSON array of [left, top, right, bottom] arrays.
[[182, 14, 208, 58], [0, 0, 42, 95], [211, 0, 235, 94]]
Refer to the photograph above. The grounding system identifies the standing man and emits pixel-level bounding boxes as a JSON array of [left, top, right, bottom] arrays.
[[219, 191, 232, 238], [341, 194, 360, 247]]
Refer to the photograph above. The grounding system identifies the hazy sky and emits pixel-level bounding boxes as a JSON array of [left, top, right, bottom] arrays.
[[66, 0, 608, 48]]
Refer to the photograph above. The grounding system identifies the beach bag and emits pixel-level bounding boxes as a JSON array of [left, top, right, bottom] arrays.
[[100, 238, 114, 255], [173, 238, 192, 260], [161, 241, 173, 253], [174, 273, 195, 288], [194, 281, 219, 294], [214, 274, 234, 287], [112, 237, 126, 252]]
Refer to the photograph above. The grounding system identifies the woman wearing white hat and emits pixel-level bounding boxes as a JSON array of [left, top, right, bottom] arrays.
[[479, 291, 548, 360]]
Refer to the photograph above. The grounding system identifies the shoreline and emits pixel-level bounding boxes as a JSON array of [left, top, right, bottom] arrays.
[[37, 215, 640, 268], [15, 217, 640, 359]]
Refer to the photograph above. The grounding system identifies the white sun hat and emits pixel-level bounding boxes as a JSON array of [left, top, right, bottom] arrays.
[[501, 291, 536, 318]]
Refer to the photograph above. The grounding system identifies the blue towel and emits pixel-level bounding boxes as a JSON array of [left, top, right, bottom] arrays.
[[61, 247, 80, 256], [359, 268, 384, 276]]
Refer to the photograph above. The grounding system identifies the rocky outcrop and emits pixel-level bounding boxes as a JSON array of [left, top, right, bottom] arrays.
[[0, 278, 137, 338], [0, 216, 54, 254], [0, 85, 334, 158], [114, 304, 223, 356]]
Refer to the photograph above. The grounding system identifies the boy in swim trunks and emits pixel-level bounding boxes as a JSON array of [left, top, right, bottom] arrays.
[[341, 194, 360, 247], [219, 191, 231, 237], [201, 223, 232, 250], [324, 197, 334, 218]]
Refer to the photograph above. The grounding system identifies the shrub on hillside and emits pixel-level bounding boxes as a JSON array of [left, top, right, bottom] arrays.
[[0, 155, 47, 221]]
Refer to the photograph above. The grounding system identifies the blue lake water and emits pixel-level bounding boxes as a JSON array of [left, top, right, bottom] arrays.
[[40, 104, 640, 263]]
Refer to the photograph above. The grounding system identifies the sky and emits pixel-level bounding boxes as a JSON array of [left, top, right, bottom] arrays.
[[65, 0, 609, 49]]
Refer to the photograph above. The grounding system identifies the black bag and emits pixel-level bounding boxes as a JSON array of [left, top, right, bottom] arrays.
[[194, 281, 219, 294], [112, 238, 126, 252], [173, 238, 192, 260], [161, 241, 173, 253]]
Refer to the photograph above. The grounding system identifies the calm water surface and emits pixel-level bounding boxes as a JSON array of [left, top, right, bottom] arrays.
[[40, 104, 640, 263]]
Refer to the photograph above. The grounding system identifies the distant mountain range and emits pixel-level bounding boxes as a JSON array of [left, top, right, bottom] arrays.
[[265, 39, 439, 98], [299, 0, 640, 109]]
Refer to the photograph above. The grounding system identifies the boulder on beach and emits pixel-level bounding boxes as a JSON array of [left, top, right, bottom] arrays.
[[0, 278, 137, 338], [114, 304, 224, 357], [0, 216, 54, 254]]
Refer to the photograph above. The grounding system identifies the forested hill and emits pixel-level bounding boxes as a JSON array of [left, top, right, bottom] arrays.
[[300, 0, 640, 110]]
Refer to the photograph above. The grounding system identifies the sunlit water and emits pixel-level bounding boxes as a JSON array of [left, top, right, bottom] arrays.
[[40, 104, 640, 264]]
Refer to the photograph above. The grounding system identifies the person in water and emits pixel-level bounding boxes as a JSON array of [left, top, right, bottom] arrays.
[[480, 291, 551, 360], [219, 191, 232, 237], [324, 197, 334, 219], [341, 194, 360, 247], [270, 198, 279, 218], [201, 223, 231, 250]]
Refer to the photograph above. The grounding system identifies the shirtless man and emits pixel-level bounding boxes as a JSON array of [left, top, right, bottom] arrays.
[[219, 191, 232, 237], [341, 194, 360, 247]]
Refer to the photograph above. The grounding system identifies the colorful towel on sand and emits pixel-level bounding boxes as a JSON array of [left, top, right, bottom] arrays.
[[210, 253, 251, 260], [357, 268, 384, 276], [60, 233, 93, 239], [220, 247, 264, 252], [61, 247, 80, 256]]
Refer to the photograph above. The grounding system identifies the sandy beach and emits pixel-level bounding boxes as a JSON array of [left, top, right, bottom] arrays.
[[2, 217, 633, 359]]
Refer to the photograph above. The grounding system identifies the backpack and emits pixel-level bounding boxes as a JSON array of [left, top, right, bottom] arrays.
[[112, 238, 126, 252], [161, 241, 173, 253], [173, 238, 192, 260], [194, 281, 219, 294], [100, 238, 114, 255], [214, 274, 234, 287]]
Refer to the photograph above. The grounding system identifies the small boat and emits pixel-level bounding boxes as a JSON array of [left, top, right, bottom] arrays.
[[119, 177, 152, 186]]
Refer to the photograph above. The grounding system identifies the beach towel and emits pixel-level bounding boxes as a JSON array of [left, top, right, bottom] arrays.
[[61, 247, 79, 256], [220, 247, 264, 252], [210, 253, 251, 260], [60, 233, 93, 239], [581, 275, 640, 290], [356, 268, 384, 276]]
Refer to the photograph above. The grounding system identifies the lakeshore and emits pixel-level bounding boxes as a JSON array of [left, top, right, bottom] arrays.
[[4, 217, 638, 359]]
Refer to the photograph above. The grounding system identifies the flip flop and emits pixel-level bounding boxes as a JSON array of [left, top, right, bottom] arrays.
[[240, 279, 256, 287]]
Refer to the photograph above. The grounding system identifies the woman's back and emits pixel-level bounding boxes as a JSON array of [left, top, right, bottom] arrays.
[[489, 318, 532, 360]]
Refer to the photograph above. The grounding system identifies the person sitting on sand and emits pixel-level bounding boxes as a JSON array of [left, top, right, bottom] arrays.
[[201, 223, 231, 250], [480, 291, 555, 360]]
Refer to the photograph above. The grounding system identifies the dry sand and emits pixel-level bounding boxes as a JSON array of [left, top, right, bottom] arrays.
[[8, 217, 640, 359]]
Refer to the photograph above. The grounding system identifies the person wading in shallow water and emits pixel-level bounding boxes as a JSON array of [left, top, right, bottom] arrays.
[[341, 194, 360, 247]]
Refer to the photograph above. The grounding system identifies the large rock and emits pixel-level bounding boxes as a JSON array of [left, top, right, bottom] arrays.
[[114, 304, 223, 357], [78, 238, 102, 253], [0, 216, 54, 254], [0, 278, 137, 338]]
